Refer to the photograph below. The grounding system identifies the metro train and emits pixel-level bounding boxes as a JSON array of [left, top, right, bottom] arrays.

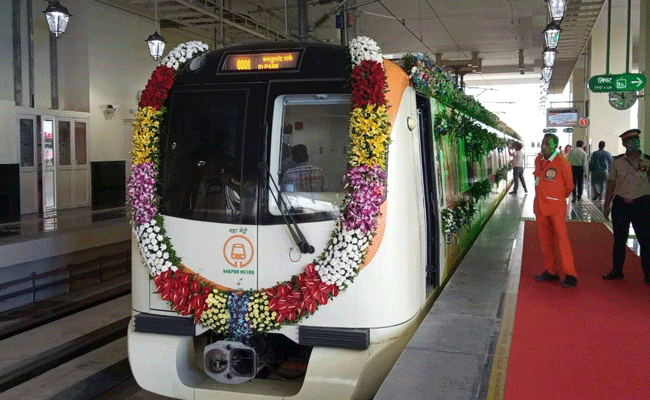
[[127, 38, 517, 400]]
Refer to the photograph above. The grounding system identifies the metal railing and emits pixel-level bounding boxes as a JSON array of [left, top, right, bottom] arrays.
[[0, 251, 130, 304]]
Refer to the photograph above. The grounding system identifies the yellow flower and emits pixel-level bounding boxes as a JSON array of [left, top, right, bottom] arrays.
[[131, 107, 163, 165]]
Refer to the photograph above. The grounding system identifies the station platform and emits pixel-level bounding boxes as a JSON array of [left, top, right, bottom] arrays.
[[0, 207, 131, 311], [375, 169, 649, 400]]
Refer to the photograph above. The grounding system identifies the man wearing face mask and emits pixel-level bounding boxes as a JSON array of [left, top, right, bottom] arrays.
[[602, 129, 650, 285]]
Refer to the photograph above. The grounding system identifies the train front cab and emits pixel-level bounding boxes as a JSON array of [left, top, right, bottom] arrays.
[[128, 42, 442, 400]]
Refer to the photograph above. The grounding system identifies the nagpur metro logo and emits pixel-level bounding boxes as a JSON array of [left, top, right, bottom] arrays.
[[223, 234, 254, 269]]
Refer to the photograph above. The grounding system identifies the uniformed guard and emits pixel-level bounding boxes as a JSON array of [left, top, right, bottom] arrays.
[[602, 128, 650, 285], [533, 133, 578, 288]]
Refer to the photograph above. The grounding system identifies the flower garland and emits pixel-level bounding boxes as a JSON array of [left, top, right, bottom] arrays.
[[402, 53, 520, 140], [128, 37, 390, 340], [440, 177, 493, 246]]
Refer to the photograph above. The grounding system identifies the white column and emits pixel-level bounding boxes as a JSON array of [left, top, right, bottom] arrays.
[[639, 0, 649, 153], [588, 0, 634, 155], [570, 62, 588, 147]]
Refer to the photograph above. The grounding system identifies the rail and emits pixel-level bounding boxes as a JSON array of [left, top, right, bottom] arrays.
[[0, 251, 130, 304]]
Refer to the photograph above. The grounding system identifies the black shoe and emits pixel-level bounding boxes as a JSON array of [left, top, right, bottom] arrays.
[[535, 271, 560, 282], [524, 189, 528, 193], [562, 275, 577, 288], [602, 270, 624, 280], [592, 196, 598, 200], [509, 191, 517, 195], [571, 198, 577, 203]]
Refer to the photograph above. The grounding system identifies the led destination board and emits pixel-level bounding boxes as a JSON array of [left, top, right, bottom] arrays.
[[222, 51, 301, 71]]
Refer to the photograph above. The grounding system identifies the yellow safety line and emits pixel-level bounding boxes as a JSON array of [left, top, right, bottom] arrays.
[[486, 248, 521, 399]]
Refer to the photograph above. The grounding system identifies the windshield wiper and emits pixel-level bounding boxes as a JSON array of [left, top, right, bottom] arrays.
[[259, 161, 315, 254]]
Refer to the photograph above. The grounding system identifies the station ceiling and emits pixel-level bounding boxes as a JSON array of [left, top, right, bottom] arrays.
[[108, 0, 642, 93]]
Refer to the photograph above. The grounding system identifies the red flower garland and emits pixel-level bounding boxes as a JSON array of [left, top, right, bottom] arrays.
[[265, 263, 339, 323], [138, 65, 177, 109], [351, 59, 387, 107], [153, 269, 211, 324]]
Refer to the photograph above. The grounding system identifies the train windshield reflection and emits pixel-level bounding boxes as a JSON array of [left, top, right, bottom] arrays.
[[269, 94, 351, 216], [159, 89, 246, 223]]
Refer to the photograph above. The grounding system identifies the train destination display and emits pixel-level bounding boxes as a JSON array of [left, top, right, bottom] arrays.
[[222, 51, 301, 71]]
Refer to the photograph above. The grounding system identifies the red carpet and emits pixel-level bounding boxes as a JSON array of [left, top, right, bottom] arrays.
[[504, 221, 650, 400]]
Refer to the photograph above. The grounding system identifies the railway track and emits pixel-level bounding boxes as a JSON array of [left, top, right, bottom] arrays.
[[0, 278, 136, 399]]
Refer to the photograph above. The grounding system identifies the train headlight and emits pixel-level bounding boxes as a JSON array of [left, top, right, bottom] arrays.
[[205, 348, 228, 374], [407, 116, 417, 131], [203, 341, 258, 384]]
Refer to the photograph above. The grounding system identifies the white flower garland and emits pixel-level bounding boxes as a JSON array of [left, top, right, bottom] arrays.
[[135, 219, 176, 276], [316, 224, 371, 289], [160, 40, 209, 69], [349, 36, 383, 65]]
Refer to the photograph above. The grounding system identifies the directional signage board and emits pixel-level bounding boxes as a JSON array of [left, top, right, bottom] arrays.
[[588, 73, 646, 92]]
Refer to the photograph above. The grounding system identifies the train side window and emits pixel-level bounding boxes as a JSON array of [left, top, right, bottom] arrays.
[[268, 94, 351, 217]]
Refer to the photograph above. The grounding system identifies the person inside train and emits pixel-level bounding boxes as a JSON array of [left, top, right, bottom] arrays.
[[281, 144, 324, 192], [533, 133, 578, 288], [280, 123, 296, 175], [602, 129, 650, 285]]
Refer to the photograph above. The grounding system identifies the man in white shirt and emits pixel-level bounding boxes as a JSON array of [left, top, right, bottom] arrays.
[[509, 142, 527, 194], [567, 140, 588, 202]]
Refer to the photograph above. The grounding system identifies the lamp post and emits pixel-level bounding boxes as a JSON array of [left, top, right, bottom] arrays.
[[147, 0, 166, 61], [544, 22, 561, 50], [43, 1, 71, 37], [546, 0, 567, 23], [146, 32, 166, 61], [543, 48, 557, 67]]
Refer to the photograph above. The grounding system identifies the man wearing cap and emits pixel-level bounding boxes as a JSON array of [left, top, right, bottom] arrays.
[[602, 129, 650, 285], [533, 133, 578, 288]]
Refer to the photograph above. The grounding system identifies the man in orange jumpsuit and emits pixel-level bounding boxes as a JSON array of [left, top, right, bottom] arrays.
[[533, 133, 578, 288]]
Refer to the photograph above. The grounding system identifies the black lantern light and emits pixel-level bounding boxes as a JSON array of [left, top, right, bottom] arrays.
[[43, 1, 71, 37], [544, 22, 561, 49], [146, 32, 166, 61], [146, 1, 166, 61], [546, 0, 567, 23]]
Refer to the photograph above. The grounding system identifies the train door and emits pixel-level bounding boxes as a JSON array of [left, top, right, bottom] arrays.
[[416, 94, 440, 290]]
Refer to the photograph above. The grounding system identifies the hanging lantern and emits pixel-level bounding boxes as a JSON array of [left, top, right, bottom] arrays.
[[543, 48, 557, 67], [547, 0, 567, 23], [544, 22, 561, 49], [541, 66, 553, 81], [43, 1, 71, 37], [146, 31, 166, 61]]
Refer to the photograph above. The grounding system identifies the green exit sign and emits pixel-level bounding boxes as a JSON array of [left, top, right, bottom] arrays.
[[588, 73, 646, 92]]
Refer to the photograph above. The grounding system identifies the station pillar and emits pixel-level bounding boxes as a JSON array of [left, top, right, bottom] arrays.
[[587, 0, 635, 155], [640, 0, 649, 154], [570, 61, 588, 147]]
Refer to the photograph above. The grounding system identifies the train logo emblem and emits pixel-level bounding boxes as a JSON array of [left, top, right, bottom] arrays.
[[223, 235, 254, 268]]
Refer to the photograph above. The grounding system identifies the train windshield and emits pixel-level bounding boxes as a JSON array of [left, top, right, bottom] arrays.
[[159, 89, 246, 223], [268, 94, 351, 217]]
